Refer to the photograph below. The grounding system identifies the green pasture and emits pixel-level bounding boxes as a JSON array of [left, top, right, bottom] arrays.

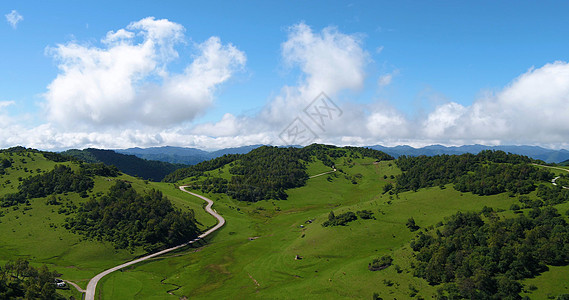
[[97, 158, 558, 299], [3, 150, 569, 299]]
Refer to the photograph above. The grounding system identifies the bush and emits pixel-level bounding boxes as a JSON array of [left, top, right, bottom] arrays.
[[369, 255, 393, 271], [356, 210, 374, 219], [322, 211, 357, 227], [406, 217, 419, 231]]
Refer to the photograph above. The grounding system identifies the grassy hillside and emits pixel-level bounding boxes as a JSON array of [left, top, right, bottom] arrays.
[[93, 146, 569, 299], [0, 147, 215, 299], [3, 145, 569, 299]]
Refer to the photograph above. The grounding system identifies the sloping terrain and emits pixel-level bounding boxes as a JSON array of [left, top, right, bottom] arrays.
[[97, 145, 569, 299], [0, 147, 210, 299]]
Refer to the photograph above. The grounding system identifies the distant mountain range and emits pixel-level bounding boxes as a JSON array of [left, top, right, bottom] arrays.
[[62, 148, 186, 182], [369, 144, 569, 163], [113, 144, 569, 165], [116, 145, 263, 165]]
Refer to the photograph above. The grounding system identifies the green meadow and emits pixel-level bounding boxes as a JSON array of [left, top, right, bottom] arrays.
[[2, 149, 569, 299], [0, 150, 211, 298], [95, 156, 569, 299]]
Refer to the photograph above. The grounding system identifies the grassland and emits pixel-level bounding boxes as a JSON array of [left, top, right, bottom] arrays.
[[3, 149, 569, 299], [95, 155, 569, 299], [0, 150, 213, 298]]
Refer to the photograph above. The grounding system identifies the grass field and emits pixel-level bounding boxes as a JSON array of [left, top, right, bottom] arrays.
[[0, 150, 214, 298], [3, 150, 569, 299], [95, 157, 569, 299]]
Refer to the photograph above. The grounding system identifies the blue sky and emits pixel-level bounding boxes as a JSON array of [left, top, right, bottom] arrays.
[[2, 1, 569, 150]]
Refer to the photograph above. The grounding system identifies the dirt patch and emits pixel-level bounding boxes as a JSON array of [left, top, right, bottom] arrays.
[[248, 273, 260, 287]]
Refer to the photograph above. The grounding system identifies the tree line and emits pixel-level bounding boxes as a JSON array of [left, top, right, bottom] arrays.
[[163, 154, 242, 183], [1, 163, 118, 207], [65, 181, 199, 251], [0, 258, 63, 299], [410, 206, 569, 299], [395, 150, 552, 195]]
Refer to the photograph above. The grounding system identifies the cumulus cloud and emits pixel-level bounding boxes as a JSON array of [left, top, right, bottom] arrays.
[[422, 61, 569, 145], [5, 19, 569, 151], [192, 23, 412, 147], [5, 10, 23, 29], [45, 17, 245, 129], [259, 23, 368, 125]]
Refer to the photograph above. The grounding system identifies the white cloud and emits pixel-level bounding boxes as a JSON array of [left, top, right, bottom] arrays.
[[259, 22, 368, 129], [423, 61, 569, 144], [378, 74, 392, 87], [0, 101, 16, 128], [5, 19, 569, 151], [378, 69, 399, 87], [44, 17, 245, 129], [0, 100, 15, 109], [192, 23, 411, 147], [5, 10, 23, 29]]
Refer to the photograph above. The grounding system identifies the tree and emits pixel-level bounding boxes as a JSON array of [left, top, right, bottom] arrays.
[[406, 217, 419, 231], [382, 183, 393, 194]]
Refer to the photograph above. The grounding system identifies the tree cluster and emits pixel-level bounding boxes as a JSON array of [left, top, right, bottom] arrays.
[[166, 145, 393, 202], [163, 154, 242, 183], [0, 158, 11, 175], [536, 183, 569, 205], [226, 146, 308, 202], [410, 207, 569, 299], [0, 258, 63, 300], [395, 151, 551, 195], [322, 211, 357, 227], [1, 164, 105, 207], [453, 163, 551, 196], [322, 209, 374, 227], [65, 181, 199, 251], [368, 255, 393, 271]]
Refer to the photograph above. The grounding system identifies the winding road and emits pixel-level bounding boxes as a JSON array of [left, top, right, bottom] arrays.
[[532, 163, 569, 189], [83, 186, 225, 300], [309, 168, 337, 178]]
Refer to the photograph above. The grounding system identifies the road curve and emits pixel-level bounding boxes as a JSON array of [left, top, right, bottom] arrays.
[[309, 168, 337, 179], [84, 187, 225, 300], [532, 163, 569, 189]]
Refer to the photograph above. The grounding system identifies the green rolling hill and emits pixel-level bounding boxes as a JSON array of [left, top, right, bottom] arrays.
[[2, 145, 569, 299]]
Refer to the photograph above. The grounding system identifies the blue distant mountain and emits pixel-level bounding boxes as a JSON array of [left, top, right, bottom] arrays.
[[369, 144, 569, 163], [116, 145, 263, 165], [116, 144, 569, 165]]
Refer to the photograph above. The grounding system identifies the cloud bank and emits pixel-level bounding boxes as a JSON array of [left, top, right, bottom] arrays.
[[422, 61, 569, 146]]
